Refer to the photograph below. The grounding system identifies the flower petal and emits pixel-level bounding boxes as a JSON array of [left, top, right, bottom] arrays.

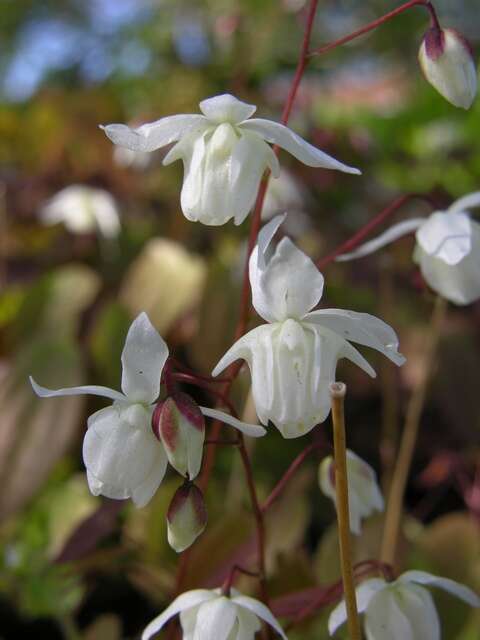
[[448, 191, 480, 215], [193, 596, 237, 640], [250, 237, 325, 322], [199, 407, 266, 437], [256, 214, 287, 271], [328, 578, 386, 635], [230, 131, 280, 226], [241, 118, 360, 174], [236, 606, 262, 640], [232, 595, 287, 639], [336, 218, 425, 262], [199, 94, 256, 124], [305, 309, 406, 366], [30, 376, 126, 403], [142, 590, 216, 640], [400, 571, 480, 607], [416, 211, 471, 265], [364, 588, 414, 640], [121, 312, 169, 403], [131, 447, 168, 508], [100, 115, 208, 152]]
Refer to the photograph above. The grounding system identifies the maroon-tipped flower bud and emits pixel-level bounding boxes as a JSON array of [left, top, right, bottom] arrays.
[[419, 27, 477, 109], [152, 392, 205, 480], [167, 482, 207, 553]]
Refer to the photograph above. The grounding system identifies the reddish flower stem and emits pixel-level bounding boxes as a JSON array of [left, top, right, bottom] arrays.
[[309, 0, 440, 58], [222, 564, 260, 596], [316, 193, 437, 270], [261, 441, 325, 513]]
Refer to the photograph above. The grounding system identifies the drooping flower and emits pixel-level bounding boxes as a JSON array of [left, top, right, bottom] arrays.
[[419, 26, 477, 109], [319, 449, 384, 535], [329, 570, 480, 639], [101, 93, 360, 226], [40, 185, 121, 238], [30, 313, 266, 507], [336, 192, 480, 305], [142, 588, 287, 640], [213, 215, 405, 438]]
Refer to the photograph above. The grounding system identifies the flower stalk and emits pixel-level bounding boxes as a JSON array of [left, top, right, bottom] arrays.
[[381, 295, 447, 567], [329, 382, 361, 640]]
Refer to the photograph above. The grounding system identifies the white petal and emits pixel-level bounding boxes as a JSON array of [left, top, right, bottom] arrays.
[[448, 191, 480, 215], [235, 606, 261, 640], [256, 214, 287, 271], [416, 211, 471, 265], [397, 584, 440, 640], [193, 597, 237, 640], [121, 312, 169, 403], [250, 237, 324, 322], [131, 447, 168, 508], [232, 595, 287, 639], [364, 588, 414, 640], [328, 579, 386, 635], [305, 309, 405, 367], [230, 131, 280, 226], [336, 219, 425, 262], [100, 115, 208, 152], [240, 118, 360, 174], [199, 94, 256, 124], [86, 470, 130, 500], [400, 571, 480, 607], [199, 407, 266, 437], [30, 376, 126, 403], [142, 590, 216, 640]]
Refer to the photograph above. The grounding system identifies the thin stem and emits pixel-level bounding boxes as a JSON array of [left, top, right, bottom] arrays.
[[380, 295, 447, 566], [309, 0, 439, 57], [222, 564, 260, 596], [330, 383, 361, 640], [317, 193, 437, 270], [261, 441, 325, 513]]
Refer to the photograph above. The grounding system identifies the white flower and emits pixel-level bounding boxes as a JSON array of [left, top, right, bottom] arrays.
[[213, 215, 405, 438], [40, 185, 121, 238], [142, 588, 287, 640], [329, 570, 480, 640], [319, 449, 384, 535], [336, 191, 480, 305], [101, 93, 360, 226], [419, 27, 477, 110], [30, 313, 266, 507]]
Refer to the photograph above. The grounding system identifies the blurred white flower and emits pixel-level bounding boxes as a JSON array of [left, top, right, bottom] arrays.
[[319, 449, 384, 535], [329, 570, 480, 639], [101, 93, 360, 226], [213, 215, 405, 438], [142, 588, 287, 640], [336, 191, 480, 305], [113, 145, 152, 170], [40, 185, 121, 238], [419, 27, 477, 110], [30, 313, 266, 506], [262, 168, 311, 237]]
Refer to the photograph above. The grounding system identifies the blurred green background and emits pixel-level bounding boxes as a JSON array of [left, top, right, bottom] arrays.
[[0, 1, 479, 638]]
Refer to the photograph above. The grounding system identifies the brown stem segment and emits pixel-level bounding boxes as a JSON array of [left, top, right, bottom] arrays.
[[317, 193, 437, 270], [330, 383, 361, 640], [309, 0, 440, 57], [380, 295, 447, 567]]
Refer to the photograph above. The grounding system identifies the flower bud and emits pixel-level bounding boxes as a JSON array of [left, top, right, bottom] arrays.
[[419, 27, 477, 109], [152, 392, 205, 480], [319, 449, 384, 535], [167, 482, 207, 553]]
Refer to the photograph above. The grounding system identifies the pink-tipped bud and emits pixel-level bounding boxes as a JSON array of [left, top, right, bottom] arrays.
[[152, 392, 205, 480], [167, 482, 207, 553], [419, 27, 477, 109]]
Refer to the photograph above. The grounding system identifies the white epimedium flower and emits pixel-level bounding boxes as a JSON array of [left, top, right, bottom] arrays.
[[336, 192, 480, 305], [329, 570, 480, 640], [30, 313, 266, 507], [212, 215, 405, 438], [101, 94, 360, 226], [40, 185, 121, 238], [319, 449, 384, 535], [142, 588, 287, 640]]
